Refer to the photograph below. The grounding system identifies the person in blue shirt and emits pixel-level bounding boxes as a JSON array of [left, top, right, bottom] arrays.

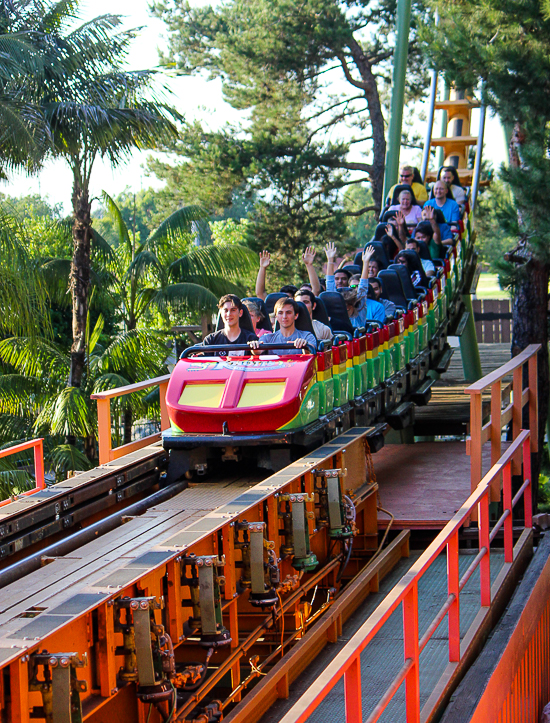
[[423, 180, 461, 224], [324, 243, 386, 326], [249, 298, 317, 355]]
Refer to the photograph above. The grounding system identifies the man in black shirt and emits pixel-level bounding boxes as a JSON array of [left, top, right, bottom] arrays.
[[202, 295, 258, 356]]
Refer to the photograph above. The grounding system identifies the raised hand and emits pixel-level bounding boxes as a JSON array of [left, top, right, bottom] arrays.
[[423, 205, 435, 221], [324, 242, 338, 262], [259, 250, 271, 268], [363, 245, 375, 262], [386, 223, 396, 238], [302, 246, 316, 266], [395, 210, 406, 226]]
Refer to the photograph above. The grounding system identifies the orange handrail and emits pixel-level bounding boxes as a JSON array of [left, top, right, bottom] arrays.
[[90, 374, 171, 465], [0, 438, 45, 507], [279, 430, 532, 723], [465, 343, 539, 495]]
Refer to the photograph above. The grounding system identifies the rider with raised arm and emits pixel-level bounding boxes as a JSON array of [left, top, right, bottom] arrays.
[[249, 298, 316, 355], [202, 294, 258, 356]]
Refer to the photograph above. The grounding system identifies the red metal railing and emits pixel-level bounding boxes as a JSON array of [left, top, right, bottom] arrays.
[[90, 375, 171, 465], [279, 430, 532, 723], [0, 438, 45, 507]]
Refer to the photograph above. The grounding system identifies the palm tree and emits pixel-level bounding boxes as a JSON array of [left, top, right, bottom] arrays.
[[97, 192, 256, 331], [23, 1, 183, 389]]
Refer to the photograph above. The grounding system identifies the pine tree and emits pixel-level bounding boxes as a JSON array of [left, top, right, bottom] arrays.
[[423, 0, 550, 506]]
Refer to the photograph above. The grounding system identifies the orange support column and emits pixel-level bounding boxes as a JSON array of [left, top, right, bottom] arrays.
[[447, 532, 460, 662], [98, 601, 118, 698], [523, 437, 533, 527], [503, 462, 514, 563], [10, 657, 29, 723], [159, 380, 170, 431], [478, 494, 491, 607], [33, 438, 45, 489], [344, 656, 362, 723], [403, 584, 420, 723], [96, 397, 112, 465]]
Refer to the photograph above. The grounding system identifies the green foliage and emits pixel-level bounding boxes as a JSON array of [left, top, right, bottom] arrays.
[[343, 184, 378, 250], [474, 180, 517, 272], [150, 0, 431, 256], [93, 188, 164, 247]]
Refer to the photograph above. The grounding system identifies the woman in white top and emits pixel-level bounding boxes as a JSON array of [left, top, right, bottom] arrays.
[[388, 189, 423, 226]]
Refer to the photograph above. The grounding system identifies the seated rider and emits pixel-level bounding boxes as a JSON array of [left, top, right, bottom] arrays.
[[249, 298, 317, 355], [243, 299, 269, 337], [387, 165, 428, 204], [294, 288, 332, 340], [405, 238, 435, 277], [325, 242, 385, 325], [368, 278, 396, 318], [424, 181, 461, 225], [202, 295, 258, 356], [255, 250, 298, 300]]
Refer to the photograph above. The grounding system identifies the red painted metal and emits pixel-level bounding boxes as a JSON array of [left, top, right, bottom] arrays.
[[0, 438, 45, 507], [278, 430, 533, 723]]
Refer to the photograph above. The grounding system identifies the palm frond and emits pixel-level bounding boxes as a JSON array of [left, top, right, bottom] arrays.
[[50, 443, 91, 476], [0, 337, 69, 378], [146, 205, 209, 247], [152, 283, 219, 314], [37, 386, 94, 437], [170, 244, 256, 284]]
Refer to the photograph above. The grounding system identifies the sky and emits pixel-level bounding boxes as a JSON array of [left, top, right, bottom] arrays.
[[2, 0, 508, 213]]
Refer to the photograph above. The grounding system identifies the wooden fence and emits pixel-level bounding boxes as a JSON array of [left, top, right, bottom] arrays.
[[473, 299, 512, 343]]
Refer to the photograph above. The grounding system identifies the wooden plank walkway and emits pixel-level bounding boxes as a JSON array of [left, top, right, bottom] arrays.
[[414, 343, 511, 436], [374, 442, 500, 529]]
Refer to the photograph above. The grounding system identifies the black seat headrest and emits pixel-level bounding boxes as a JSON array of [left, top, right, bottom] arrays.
[[312, 296, 331, 327], [342, 264, 362, 276], [378, 270, 410, 309], [264, 292, 288, 315], [388, 183, 421, 207], [319, 291, 354, 335], [401, 250, 430, 287], [388, 263, 419, 301]]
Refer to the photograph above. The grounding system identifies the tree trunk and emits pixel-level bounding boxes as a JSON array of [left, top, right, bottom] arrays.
[[69, 177, 92, 388], [511, 259, 549, 511]]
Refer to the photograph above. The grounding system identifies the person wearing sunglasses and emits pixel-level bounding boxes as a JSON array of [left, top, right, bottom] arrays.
[[386, 165, 428, 204]]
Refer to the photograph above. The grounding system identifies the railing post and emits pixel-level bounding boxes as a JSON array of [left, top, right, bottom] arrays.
[[523, 436, 533, 528], [33, 439, 45, 490], [490, 380, 502, 501], [503, 462, 513, 564], [512, 365, 523, 474], [96, 398, 112, 465], [478, 493, 491, 607], [344, 656, 362, 723], [469, 392, 483, 494], [447, 532, 460, 662], [403, 583, 420, 723], [528, 353, 538, 452], [159, 381, 170, 431]]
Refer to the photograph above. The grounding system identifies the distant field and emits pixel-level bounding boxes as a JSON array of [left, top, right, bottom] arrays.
[[474, 273, 510, 300]]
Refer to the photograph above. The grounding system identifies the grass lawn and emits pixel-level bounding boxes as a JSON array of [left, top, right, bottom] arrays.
[[474, 273, 510, 300]]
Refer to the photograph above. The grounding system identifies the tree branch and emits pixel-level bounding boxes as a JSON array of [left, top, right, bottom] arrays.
[[305, 94, 365, 122], [336, 51, 367, 90]]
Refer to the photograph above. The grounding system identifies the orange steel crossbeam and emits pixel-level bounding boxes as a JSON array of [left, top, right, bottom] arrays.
[[278, 430, 534, 723], [91, 374, 171, 464]]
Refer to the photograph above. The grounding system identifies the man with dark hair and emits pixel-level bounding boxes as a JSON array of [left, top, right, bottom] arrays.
[[294, 289, 332, 340], [250, 297, 316, 355], [280, 284, 298, 296], [405, 238, 435, 276], [369, 279, 396, 318], [202, 294, 257, 356]]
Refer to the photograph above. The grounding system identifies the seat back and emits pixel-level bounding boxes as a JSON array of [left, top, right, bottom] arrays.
[[378, 270, 410, 308], [319, 291, 354, 335], [265, 292, 287, 315], [342, 264, 362, 276], [242, 297, 273, 331], [312, 296, 331, 327], [367, 240, 390, 269], [401, 250, 430, 288], [372, 223, 388, 241], [415, 240, 432, 261], [388, 263, 418, 300], [215, 304, 255, 333], [388, 183, 421, 207]]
